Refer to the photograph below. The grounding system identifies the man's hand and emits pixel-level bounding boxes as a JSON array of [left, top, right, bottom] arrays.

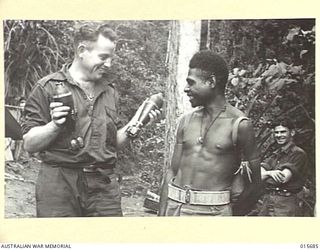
[[50, 102, 70, 128], [130, 99, 162, 126], [117, 100, 162, 148], [146, 108, 161, 125], [280, 168, 293, 183], [23, 102, 70, 153], [268, 170, 285, 183]]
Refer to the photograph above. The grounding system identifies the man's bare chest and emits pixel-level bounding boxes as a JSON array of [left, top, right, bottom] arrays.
[[183, 117, 236, 154]]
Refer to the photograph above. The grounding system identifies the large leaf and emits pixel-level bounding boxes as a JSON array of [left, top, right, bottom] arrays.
[[268, 78, 297, 90], [286, 27, 300, 41]]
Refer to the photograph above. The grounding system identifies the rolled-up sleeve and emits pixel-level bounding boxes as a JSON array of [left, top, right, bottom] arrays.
[[279, 151, 307, 177], [21, 84, 51, 135], [260, 162, 271, 170]]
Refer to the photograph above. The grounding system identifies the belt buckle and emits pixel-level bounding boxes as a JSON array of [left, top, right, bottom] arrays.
[[282, 190, 291, 197], [83, 165, 98, 173], [184, 185, 191, 204]]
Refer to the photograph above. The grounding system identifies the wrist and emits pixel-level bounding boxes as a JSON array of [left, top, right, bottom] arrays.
[[48, 121, 63, 133], [265, 170, 271, 177]]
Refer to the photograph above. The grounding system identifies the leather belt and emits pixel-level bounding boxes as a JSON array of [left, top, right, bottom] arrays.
[[265, 187, 295, 197], [82, 164, 114, 174], [47, 162, 115, 173], [168, 183, 230, 205], [83, 165, 115, 184]]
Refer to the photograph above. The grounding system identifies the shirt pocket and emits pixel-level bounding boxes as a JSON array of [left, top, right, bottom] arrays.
[[51, 128, 74, 151]]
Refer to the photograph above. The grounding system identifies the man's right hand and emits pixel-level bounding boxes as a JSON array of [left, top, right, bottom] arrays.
[[23, 102, 70, 153], [50, 102, 70, 128], [267, 170, 285, 183]]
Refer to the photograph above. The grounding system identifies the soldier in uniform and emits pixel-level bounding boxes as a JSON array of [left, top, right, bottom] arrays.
[[259, 119, 308, 216], [22, 23, 160, 217]]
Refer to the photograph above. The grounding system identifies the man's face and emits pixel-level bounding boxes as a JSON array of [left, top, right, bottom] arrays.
[[184, 68, 212, 107], [273, 125, 292, 146], [80, 34, 116, 81]]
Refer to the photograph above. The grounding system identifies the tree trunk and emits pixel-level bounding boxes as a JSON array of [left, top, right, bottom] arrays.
[[164, 20, 201, 170]]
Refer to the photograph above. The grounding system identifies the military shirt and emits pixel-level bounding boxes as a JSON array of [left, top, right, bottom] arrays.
[[21, 64, 120, 166], [261, 141, 308, 192]]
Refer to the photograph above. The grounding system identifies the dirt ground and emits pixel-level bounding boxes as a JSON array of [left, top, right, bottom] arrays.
[[4, 158, 157, 218]]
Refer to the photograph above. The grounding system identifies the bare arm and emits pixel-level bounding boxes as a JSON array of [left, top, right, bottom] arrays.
[[23, 102, 69, 153], [24, 122, 62, 153], [261, 167, 287, 183], [116, 106, 161, 150], [280, 168, 293, 183], [158, 143, 182, 216], [261, 166, 269, 181], [158, 117, 184, 216], [232, 119, 262, 216], [262, 153, 302, 184]]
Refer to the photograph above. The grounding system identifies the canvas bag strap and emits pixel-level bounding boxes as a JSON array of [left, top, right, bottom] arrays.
[[232, 117, 249, 147], [232, 117, 252, 182]]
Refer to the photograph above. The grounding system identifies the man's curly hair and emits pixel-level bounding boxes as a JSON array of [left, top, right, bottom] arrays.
[[189, 50, 229, 93]]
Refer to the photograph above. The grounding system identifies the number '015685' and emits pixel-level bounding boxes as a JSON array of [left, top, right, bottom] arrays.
[[300, 244, 319, 248]]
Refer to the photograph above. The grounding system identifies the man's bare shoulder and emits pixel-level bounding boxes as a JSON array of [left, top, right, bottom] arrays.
[[179, 107, 201, 120], [225, 104, 254, 133], [225, 103, 246, 119]]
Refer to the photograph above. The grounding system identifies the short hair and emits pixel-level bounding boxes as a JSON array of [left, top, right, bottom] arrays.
[[73, 22, 117, 49], [270, 117, 295, 130], [189, 50, 229, 93]]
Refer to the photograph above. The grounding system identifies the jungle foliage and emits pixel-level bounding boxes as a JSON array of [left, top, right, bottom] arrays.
[[4, 20, 168, 193], [204, 19, 315, 215], [4, 19, 315, 214]]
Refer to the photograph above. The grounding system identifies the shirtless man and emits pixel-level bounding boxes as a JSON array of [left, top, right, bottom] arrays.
[[159, 50, 261, 216]]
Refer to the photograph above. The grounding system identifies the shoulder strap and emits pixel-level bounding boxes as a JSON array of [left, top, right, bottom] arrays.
[[232, 116, 253, 182], [232, 117, 249, 148]]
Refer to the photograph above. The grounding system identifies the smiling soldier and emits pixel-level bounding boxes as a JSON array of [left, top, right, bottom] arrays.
[[22, 22, 160, 217], [159, 50, 261, 216], [259, 119, 308, 216]]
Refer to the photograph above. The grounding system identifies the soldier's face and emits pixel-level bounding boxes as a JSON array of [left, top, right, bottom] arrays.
[[80, 35, 116, 81], [185, 68, 212, 107], [273, 125, 292, 145]]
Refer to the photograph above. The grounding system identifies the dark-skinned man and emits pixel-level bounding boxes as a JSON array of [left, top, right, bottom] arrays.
[[159, 50, 261, 216]]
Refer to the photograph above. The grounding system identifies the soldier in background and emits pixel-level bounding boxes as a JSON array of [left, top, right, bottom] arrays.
[[259, 119, 308, 216]]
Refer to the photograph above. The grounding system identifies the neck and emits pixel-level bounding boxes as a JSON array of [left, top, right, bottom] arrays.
[[281, 140, 293, 151], [69, 59, 94, 85], [203, 95, 226, 115]]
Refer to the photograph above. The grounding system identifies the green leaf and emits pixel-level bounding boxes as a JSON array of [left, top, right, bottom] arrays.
[[300, 50, 308, 59], [268, 78, 297, 90], [286, 27, 300, 41], [239, 69, 246, 77], [289, 65, 304, 75]]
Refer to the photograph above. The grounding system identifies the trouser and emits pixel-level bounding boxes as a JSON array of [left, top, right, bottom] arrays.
[[36, 163, 122, 217], [165, 198, 232, 216], [258, 193, 301, 216]]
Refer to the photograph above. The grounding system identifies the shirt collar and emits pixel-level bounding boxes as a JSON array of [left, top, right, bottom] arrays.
[[273, 141, 295, 155], [53, 63, 116, 91], [274, 141, 295, 155]]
